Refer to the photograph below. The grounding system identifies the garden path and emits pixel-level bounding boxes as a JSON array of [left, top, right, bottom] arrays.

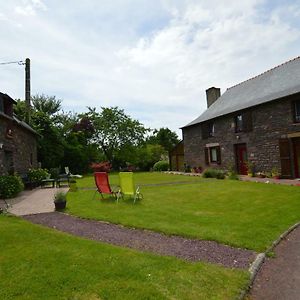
[[23, 211, 256, 269], [7, 187, 68, 216], [249, 225, 300, 300]]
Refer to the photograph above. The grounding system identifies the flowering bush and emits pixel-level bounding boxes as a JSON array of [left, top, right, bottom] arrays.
[[0, 175, 24, 199], [28, 168, 49, 182]]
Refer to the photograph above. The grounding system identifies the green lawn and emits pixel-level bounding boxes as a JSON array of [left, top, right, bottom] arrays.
[[76, 172, 202, 188], [0, 215, 248, 300], [68, 173, 300, 252]]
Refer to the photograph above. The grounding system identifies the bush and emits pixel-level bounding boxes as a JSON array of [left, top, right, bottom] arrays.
[[0, 175, 24, 199], [49, 168, 60, 180], [228, 172, 239, 180], [203, 168, 225, 179], [28, 168, 49, 182], [153, 160, 169, 171]]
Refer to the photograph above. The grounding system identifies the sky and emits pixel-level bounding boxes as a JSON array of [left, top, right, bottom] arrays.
[[1, 0, 300, 137]]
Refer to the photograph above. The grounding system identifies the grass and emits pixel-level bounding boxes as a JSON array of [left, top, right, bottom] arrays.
[[68, 173, 300, 252], [76, 172, 202, 188], [0, 215, 248, 300]]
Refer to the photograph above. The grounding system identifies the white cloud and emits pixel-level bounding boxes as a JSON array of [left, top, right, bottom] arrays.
[[0, 0, 300, 135]]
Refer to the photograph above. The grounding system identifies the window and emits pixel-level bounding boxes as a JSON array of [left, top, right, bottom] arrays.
[[235, 114, 243, 132], [234, 111, 252, 132], [205, 146, 221, 165], [208, 123, 215, 137], [294, 100, 300, 122], [210, 147, 218, 162]]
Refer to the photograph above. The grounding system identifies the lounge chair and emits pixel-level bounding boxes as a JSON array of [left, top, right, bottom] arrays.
[[93, 172, 117, 200], [118, 172, 143, 203]]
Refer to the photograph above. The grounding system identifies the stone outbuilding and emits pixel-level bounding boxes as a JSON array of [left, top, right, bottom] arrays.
[[182, 57, 300, 178], [0, 92, 38, 175]]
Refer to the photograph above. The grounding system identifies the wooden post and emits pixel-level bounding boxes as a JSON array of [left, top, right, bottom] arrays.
[[25, 58, 31, 123]]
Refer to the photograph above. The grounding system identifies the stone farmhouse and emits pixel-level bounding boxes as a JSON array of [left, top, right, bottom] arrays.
[[0, 92, 38, 175], [182, 57, 300, 178]]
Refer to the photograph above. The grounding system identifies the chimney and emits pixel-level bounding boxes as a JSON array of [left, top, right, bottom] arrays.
[[206, 87, 220, 108]]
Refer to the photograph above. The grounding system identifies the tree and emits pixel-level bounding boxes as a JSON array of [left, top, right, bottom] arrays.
[[148, 127, 180, 152], [31, 94, 62, 116], [85, 107, 149, 168]]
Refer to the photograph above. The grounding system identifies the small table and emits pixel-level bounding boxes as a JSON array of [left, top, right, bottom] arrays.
[[41, 179, 55, 188], [56, 176, 70, 188]]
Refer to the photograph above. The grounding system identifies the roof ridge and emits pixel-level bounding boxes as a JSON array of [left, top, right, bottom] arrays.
[[227, 56, 300, 91]]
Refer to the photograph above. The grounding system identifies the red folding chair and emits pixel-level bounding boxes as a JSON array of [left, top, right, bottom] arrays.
[[93, 172, 117, 200]]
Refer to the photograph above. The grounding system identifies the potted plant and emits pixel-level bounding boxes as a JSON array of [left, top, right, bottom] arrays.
[[54, 191, 67, 210]]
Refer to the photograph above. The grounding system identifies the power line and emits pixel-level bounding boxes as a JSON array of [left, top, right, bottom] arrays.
[[0, 60, 25, 66]]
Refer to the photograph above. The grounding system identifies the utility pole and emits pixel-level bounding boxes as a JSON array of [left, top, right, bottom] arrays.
[[25, 58, 31, 123]]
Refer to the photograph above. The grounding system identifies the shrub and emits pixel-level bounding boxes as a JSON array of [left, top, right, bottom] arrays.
[[49, 168, 60, 180], [203, 168, 225, 179], [28, 168, 49, 182], [228, 172, 239, 180], [153, 160, 169, 171], [0, 175, 24, 199]]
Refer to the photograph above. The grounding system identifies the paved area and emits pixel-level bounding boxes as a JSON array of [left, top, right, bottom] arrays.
[[23, 212, 256, 269], [249, 226, 300, 300], [165, 172, 300, 185], [7, 187, 68, 216], [240, 175, 300, 186]]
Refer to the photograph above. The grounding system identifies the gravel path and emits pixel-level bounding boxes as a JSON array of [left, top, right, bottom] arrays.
[[23, 212, 256, 269], [249, 225, 300, 300]]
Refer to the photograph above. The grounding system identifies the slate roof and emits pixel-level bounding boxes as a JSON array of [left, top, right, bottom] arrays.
[[0, 92, 17, 104], [183, 56, 300, 128], [0, 92, 37, 135]]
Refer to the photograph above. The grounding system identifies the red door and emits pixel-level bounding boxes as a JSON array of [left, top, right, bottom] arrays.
[[235, 144, 248, 175]]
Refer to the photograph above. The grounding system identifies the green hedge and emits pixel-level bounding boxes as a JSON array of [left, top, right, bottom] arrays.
[[0, 175, 24, 199], [153, 160, 169, 171]]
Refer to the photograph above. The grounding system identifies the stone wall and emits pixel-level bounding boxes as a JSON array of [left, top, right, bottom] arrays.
[[0, 115, 38, 175], [183, 95, 300, 175]]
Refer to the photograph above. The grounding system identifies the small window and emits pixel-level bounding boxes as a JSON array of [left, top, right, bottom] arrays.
[[205, 146, 221, 165], [235, 114, 243, 132], [208, 123, 215, 137], [295, 100, 300, 122], [210, 147, 218, 162]]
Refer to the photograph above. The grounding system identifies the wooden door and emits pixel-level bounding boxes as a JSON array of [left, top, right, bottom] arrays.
[[235, 144, 248, 175], [293, 139, 300, 178]]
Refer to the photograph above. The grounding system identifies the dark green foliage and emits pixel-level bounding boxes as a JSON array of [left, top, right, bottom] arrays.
[[228, 172, 240, 180], [84, 107, 149, 168], [14, 96, 177, 173], [0, 175, 24, 199], [131, 144, 166, 171], [49, 168, 60, 180], [153, 160, 169, 171], [203, 168, 225, 179], [148, 127, 179, 152], [31, 94, 62, 115], [27, 168, 49, 182]]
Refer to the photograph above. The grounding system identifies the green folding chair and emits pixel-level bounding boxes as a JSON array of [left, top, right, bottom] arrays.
[[118, 172, 143, 203]]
